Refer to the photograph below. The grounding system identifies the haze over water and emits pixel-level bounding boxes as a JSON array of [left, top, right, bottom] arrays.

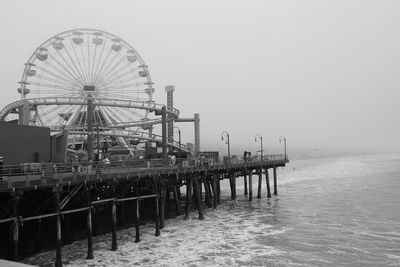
[[24, 153, 400, 266]]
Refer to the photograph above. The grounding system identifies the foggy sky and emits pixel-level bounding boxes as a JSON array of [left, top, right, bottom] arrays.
[[0, 0, 399, 156]]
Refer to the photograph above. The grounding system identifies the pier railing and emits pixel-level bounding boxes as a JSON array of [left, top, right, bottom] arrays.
[[0, 154, 288, 190]]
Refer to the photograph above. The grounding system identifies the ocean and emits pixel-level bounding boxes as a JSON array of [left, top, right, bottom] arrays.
[[24, 153, 400, 266]]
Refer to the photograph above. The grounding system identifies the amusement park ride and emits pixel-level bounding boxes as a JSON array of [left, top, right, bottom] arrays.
[[0, 29, 198, 162]]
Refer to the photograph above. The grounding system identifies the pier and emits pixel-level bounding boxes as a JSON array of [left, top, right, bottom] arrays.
[[0, 28, 289, 266], [0, 155, 287, 266]]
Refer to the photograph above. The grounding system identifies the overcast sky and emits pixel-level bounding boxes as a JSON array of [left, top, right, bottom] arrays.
[[0, 0, 399, 156]]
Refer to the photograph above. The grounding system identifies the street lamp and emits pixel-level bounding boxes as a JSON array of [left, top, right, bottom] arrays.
[[221, 131, 230, 164], [255, 133, 263, 161], [279, 136, 287, 160], [173, 126, 181, 158]]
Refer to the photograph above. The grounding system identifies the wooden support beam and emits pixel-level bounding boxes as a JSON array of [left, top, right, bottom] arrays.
[[230, 173, 236, 200], [257, 169, 262, 199], [249, 170, 253, 201], [192, 176, 204, 220], [204, 178, 212, 208], [273, 167, 278, 195], [10, 192, 20, 261], [217, 175, 221, 204], [92, 188, 99, 237], [86, 185, 93, 259], [199, 178, 203, 203], [135, 179, 140, 243], [111, 181, 118, 251], [265, 168, 271, 198], [160, 177, 166, 229], [228, 174, 234, 200], [173, 186, 182, 216], [244, 172, 248, 196], [212, 175, 218, 209], [54, 189, 62, 267], [153, 176, 160, 236], [184, 176, 192, 220]]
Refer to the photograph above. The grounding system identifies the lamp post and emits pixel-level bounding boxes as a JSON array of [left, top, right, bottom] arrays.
[[173, 126, 181, 158], [221, 131, 230, 164], [279, 136, 287, 160], [255, 133, 263, 161]]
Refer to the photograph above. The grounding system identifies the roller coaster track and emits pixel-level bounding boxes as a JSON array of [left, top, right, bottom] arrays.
[[0, 97, 180, 122]]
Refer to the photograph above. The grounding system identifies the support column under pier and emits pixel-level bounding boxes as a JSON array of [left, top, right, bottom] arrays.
[[265, 168, 271, 198], [184, 176, 192, 220], [273, 167, 278, 196], [54, 189, 62, 267], [257, 169, 262, 199]]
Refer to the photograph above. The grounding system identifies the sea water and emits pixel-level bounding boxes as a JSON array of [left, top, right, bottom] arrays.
[[24, 153, 400, 266]]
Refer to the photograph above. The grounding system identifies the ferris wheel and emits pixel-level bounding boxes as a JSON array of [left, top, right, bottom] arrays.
[[0, 28, 187, 155], [1, 28, 173, 149]]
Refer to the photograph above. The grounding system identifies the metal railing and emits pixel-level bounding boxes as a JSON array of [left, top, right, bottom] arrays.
[[0, 154, 288, 179]]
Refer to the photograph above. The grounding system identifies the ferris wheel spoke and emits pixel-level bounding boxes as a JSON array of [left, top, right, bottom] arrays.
[[93, 49, 120, 85], [40, 60, 82, 87], [68, 37, 88, 84], [27, 81, 79, 92], [46, 105, 73, 125], [86, 34, 91, 84], [66, 105, 84, 127], [55, 50, 85, 85], [98, 66, 141, 88], [92, 48, 113, 85], [99, 82, 146, 92], [79, 45, 89, 84], [99, 93, 146, 102], [96, 58, 125, 87], [89, 41, 98, 83], [98, 61, 135, 87], [48, 53, 84, 86], [38, 105, 67, 120], [100, 75, 142, 90], [34, 74, 81, 90], [62, 43, 88, 85], [91, 38, 107, 85], [34, 65, 80, 88], [98, 62, 133, 86]]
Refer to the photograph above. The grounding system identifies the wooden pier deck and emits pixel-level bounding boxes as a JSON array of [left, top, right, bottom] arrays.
[[0, 155, 288, 266]]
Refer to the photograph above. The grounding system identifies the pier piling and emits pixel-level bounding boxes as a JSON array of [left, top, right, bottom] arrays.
[[212, 175, 218, 209], [153, 177, 160, 236], [135, 180, 140, 243], [244, 173, 248, 196], [193, 176, 204, 220], [86, 185, 94, 260], [11, 192, 20, 261], [273, 167, 278, 195], [54, 189, 62, 267], [184, 177, 192, 220], [265, 168, 271, 198], [160, 178, 166, 229], [173, 185, 182, 216], [249, 171, 253, 201], [257, 169, 262, 199], [111, 181, 118, 251]]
